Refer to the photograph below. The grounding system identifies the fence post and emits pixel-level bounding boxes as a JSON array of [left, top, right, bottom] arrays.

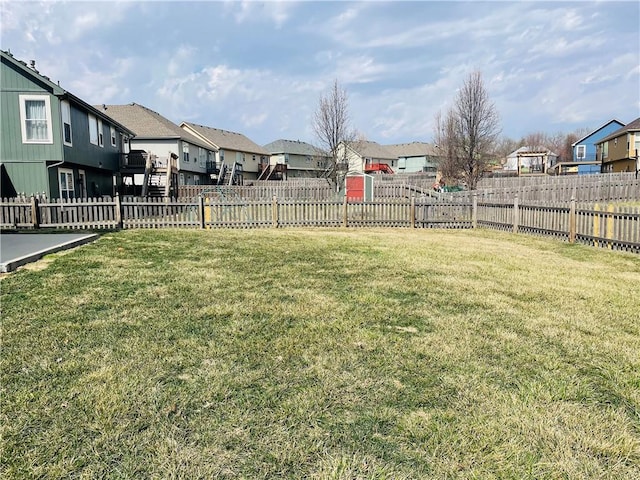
[[513, 194, 519, 234], [30, 195, 40, 229], [272, 195, 278, 228], [343, 195, 348, 228], [472, 194, 478, 229], [410, 197, 416, 229], [569, 196, 576, 243], [114, 194, 123, 229], [198, 196, 205, 229]]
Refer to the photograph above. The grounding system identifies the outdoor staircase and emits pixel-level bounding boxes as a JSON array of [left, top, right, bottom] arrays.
[[257, 163, 287, 181], [217, 161, 243, 185], [141, 154, 177, 197]]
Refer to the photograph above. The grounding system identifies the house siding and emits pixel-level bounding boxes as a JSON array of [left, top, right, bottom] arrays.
[[0, 63, 63, 163], [63, 104, 121, 171], [2, 162, 50, 197], [572, 121, 624, 162]]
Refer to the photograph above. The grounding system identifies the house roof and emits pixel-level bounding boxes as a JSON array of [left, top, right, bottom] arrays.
[[571, 119, 625, 147], [95, 104, 209, 148], [596, 117, 640, 144], [263, 139, 327, 156], [181, 122, 268, 155], [348, 141, 396, 160], [1, 50, 135, 136], [385, 142, 439, 158]]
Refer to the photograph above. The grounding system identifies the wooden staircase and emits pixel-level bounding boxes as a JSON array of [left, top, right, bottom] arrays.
[[217, 161, 243, 185], [141, 153, 178, 197]]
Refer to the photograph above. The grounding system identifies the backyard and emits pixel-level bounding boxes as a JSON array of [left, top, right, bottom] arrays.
[[1, 228, 639, 479]]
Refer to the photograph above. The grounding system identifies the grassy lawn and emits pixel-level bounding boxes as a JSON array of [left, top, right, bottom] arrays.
[[2, 228, 639, 479]]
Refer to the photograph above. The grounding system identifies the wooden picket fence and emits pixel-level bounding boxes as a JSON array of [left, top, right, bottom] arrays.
[[1, 195, 638, 253]]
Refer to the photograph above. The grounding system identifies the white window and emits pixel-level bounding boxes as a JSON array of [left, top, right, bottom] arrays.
[[183, 142, 189, 162], [98, 119, 104, 147], [61, 100, 72, 146], [110, 126, 116, 147], [59, 168, 74, 199], [199, 148, 206, 167], [576, 145, 586, 159], [19, 95, 53, 144], [88, 114, 99, 145]]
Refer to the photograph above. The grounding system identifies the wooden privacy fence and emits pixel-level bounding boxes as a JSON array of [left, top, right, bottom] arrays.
[[1, 196, 638, 252], [460, 172, 640, 203]]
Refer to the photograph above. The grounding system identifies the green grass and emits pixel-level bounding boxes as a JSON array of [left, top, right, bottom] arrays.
[[2, 228, 639, 479]]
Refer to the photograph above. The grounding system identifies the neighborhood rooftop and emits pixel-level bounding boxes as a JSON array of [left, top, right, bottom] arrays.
[[182, 122, 268, 155], [95, 103, 208, 148]]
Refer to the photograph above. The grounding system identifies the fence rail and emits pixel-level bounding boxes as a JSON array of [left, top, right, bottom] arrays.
[[1, 195, 638, 253]]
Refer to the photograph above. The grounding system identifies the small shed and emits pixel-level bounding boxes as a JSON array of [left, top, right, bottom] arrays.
[[345, 172, 373, 203]]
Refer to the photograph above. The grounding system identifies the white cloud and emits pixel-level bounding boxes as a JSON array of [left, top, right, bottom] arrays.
[[225, 0, 295, 28]]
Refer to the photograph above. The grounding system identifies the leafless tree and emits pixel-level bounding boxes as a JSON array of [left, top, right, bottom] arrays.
[[312, 79, 357, 185], [522, 131, 548, 151], [434, 71, 501, 190], [493, 136, 520, 166]]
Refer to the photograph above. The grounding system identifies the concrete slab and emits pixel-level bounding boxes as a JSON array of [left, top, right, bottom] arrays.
[[0, 233, 99, 273]]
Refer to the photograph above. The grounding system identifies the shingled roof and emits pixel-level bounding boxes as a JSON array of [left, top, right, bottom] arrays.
[[95, 103, 209, 147], [181, 122, 268, 155], [263, 139, 327, 156], [348, 141, 395, 160], [385, 142, 439, 158], [598, 117, 640, 143]]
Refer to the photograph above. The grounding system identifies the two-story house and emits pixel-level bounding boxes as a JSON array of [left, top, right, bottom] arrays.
[[96, 103, 217, 194], [386, 142, 439, 175], [180, 123, 269, 183], [1, 50, 135, 198], [337, 140, 397, 174], [262, 139, 330, 179], [550, 119, 626, 175], [595, 117, 640, 174]]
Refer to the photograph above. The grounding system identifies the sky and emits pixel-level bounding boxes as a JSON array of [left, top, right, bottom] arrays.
[[1, 1, 639, 147]]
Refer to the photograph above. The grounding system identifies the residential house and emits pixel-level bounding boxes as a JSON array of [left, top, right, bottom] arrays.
[[180, 122, 269, 182], [0, 50, 135, 198], [385, 142, 439, 174], [262, 139, 330, 179], [504, 147, 558, 175], [96, 104, 217, 194], [595, 117, 640, 173], [549, 119, 625, 175], [337, 140, 397, 174]]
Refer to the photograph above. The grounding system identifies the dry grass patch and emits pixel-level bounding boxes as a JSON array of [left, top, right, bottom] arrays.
[[2, 228, 639, 479]]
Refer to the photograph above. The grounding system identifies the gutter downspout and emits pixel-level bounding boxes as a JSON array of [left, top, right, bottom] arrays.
[[46, 160, 65, 200]]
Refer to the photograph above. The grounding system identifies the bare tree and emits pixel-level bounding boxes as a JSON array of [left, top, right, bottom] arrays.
[[434, 71, 501, 190], [312, 79, 357, 185], [522, 131, 548, 151], [494, 136, 520, 166]]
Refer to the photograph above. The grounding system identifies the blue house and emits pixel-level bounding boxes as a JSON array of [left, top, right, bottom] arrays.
[[569, 119, 625, 174]]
